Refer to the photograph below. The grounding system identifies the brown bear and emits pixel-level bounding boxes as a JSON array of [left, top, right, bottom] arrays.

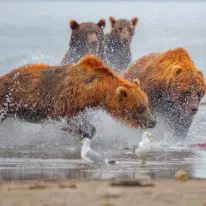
[[0, 55, 156, 139], [104, 16, 138, 72], [123, 48, 205, 138], [61, 19, 106, 65]]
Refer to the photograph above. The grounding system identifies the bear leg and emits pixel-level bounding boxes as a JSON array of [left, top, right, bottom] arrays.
[[62, 114, 96, 140]]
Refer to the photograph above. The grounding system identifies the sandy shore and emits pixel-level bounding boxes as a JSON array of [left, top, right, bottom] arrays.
[[0, 179, 206, 206]]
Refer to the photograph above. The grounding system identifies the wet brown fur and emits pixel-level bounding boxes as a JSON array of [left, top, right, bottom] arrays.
[[124, 48, 205, 97], [61, 19, 106, 65], [0, 55, 155, 128], [104, 17, 138, 72], [123, 48, 205, 137]]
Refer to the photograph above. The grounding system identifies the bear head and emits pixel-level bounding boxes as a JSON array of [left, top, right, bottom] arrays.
[[166, 65, 205, 118], [77, 55, 156, 129], [69, 19, 106, 57], [109, 16, 138, 46], [110, 79, 156, 128]]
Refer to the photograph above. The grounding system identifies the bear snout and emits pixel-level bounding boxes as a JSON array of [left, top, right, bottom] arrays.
[[139, 119, 156, 129], [90, 41, 99, 49], [87, 40, 100, 54], [120, 29, 131, 44], [138, 109, 157, 128], [87, 34, 99, 48], [139, 117, 156, 129], [191, 107, 198, 115], [146, 119, 157, 128]]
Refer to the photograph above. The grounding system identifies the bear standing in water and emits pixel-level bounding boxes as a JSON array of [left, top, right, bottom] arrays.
[[0, 55, 156, 139], [123, 48, 205, 138], [104, 17, 138, 72], [61, 19, 106, 65]]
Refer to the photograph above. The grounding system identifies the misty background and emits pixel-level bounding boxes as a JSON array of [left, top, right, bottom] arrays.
[[0, 1, 205, 74]]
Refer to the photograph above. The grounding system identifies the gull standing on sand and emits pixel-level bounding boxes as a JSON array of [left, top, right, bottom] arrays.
[[135, 131, 152, 165], [80, 138, 116, 165]]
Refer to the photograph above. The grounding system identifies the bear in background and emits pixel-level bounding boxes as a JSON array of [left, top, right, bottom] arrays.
[[123, 48, 205, 138], [0, 55, 156, 140], [104, 16, 138, 72], [61, 19, 106, 65]]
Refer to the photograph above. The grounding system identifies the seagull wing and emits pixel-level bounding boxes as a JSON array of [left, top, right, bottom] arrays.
[[135, 140, 150, 155], [138, 141, 144, 148], [86, 148, 105, 163]]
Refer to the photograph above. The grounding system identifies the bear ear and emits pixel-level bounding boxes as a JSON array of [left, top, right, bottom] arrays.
[[70, 20, 79, 30], [131, 17, 138, 26], [116, 86, 128, 102], [97, 19, 106, 28], [133, 79, 140, 87], [109, 16, 116, 27]]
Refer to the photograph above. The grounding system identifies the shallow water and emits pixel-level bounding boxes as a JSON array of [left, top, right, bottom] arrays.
[[0, 0, 206, 181], [0, 108, 206, 181], [0, 147, 206, 181]]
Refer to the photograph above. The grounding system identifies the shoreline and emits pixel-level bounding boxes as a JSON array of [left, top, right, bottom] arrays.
[[0, 179, 206, 206]]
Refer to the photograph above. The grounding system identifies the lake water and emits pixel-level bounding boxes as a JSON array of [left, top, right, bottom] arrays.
[[0, 0, 206, 181]]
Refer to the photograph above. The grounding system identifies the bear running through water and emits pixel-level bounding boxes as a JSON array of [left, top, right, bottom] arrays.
[[61, 19, 106, 65], [123, 48, 205, 138], [0, 55, 156, 139], [104, 16, 138, 72]]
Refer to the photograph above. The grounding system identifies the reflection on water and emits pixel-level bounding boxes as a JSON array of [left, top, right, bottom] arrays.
[[0, 148, 205, 181]]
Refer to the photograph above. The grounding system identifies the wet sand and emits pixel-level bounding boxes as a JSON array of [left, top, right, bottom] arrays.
[[0, 179, 206, 206]]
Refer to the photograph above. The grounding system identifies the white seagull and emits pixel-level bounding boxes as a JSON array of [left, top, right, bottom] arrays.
[[80, 138, 116, 165], [135, 131, 152, 165]]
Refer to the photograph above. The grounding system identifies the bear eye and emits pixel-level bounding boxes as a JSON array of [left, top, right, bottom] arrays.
[[137, 105, 146, 114], [179, 91, 191, 101], [118, 27, 123, 32], [197, 92, 201, 99], [128, 27, 133, 33]]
